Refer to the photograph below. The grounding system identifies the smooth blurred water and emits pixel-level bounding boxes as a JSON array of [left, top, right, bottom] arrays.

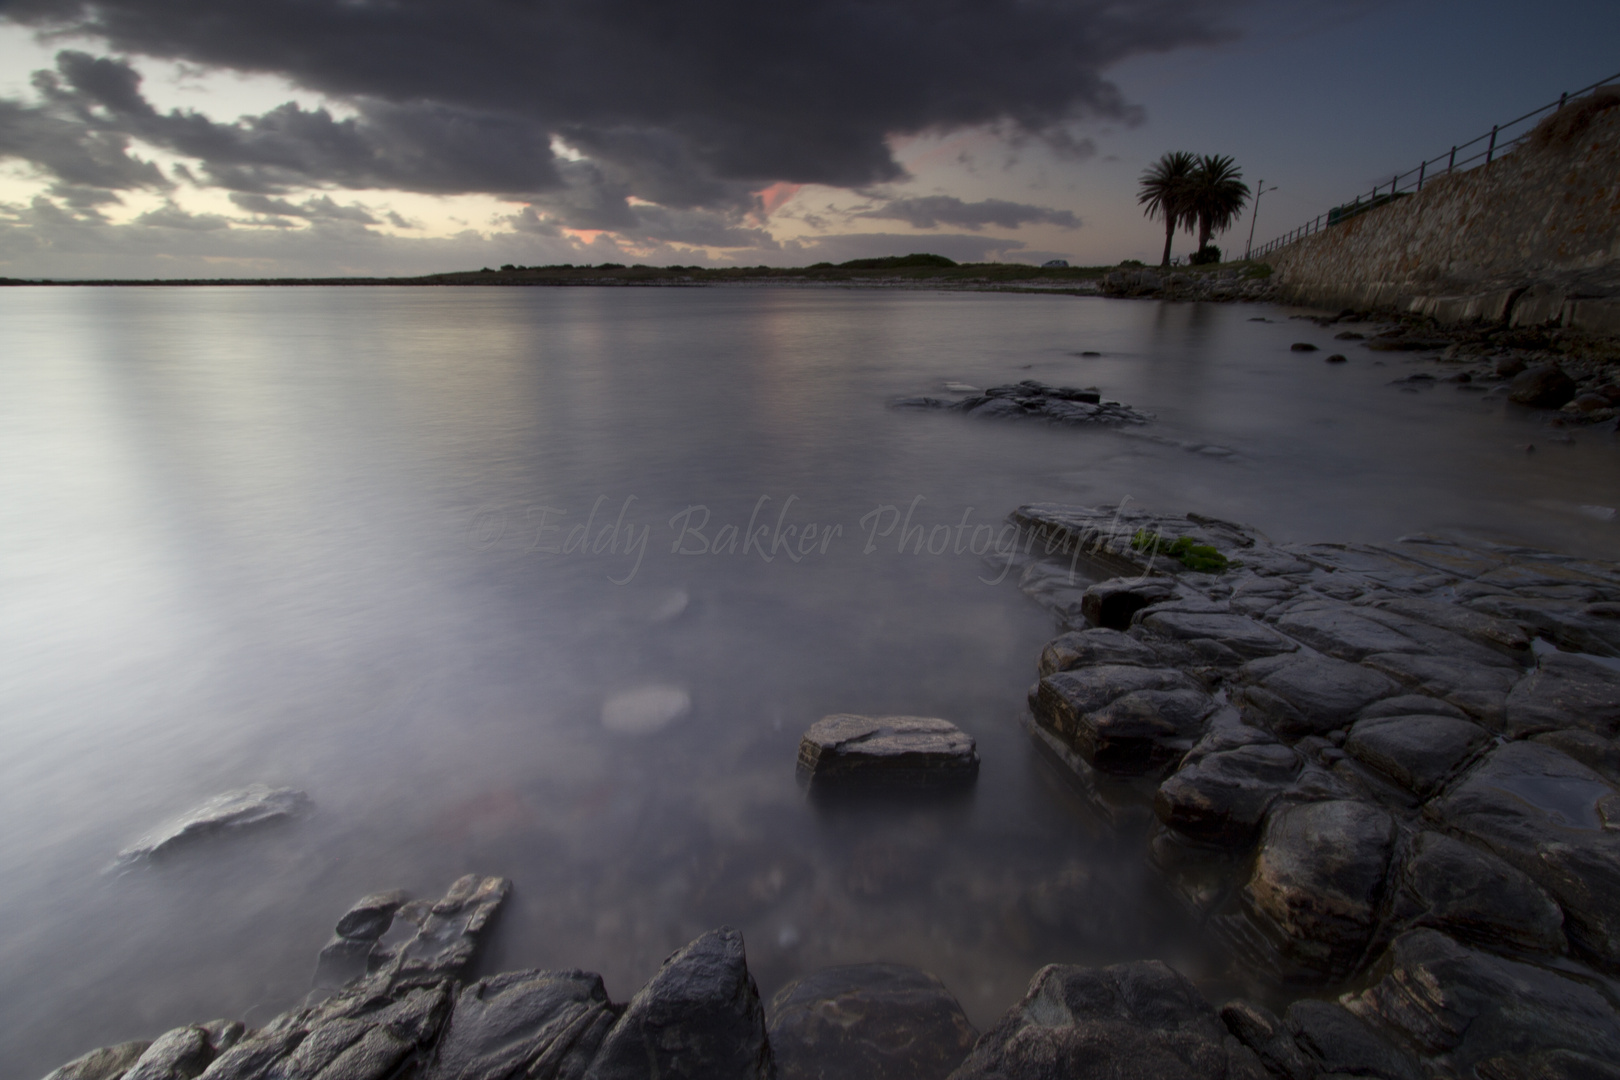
[[1, 285, 1616, 1075]]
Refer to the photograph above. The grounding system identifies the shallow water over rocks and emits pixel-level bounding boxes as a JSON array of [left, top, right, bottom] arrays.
[[3, 285, 1618, 1076]]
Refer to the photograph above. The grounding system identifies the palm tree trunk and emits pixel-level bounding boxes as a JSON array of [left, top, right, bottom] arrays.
[[1161, 218, 1174, 267]]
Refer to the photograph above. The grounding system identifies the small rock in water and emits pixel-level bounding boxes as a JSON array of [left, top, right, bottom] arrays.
[[1326, 353, 1348, 363], [115, 784, 310, 867], [797, 714, 979, 788], [601, 685, 691, 734], [943, 381, 981, 393], [1080, 350, 1102, 356], [1290, 342, 1319, 352]]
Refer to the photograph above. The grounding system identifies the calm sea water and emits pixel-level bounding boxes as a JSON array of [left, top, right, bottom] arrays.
[[2, 285, 1615, 1074]]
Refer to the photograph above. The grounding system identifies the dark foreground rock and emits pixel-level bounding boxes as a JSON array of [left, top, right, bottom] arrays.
[[114, 785, 311, 866], [890, 380, 1152, 426], [767, 964, 977, 1080], [947, 960, 1266, 1080], [797, 714, 979, 788]]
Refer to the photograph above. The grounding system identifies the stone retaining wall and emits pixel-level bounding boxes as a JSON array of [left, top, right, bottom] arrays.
[[1261, 93, 1620, 335]]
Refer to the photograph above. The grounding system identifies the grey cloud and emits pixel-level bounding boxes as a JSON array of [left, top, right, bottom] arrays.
[[134, 201, 229, 229], [856, 195, 1081, 231], [2, 0, 1239, 200], [230, 192, 380, 224]]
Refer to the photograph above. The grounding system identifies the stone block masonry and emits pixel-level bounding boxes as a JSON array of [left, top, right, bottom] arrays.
[[1262, 92, 1620, 335]]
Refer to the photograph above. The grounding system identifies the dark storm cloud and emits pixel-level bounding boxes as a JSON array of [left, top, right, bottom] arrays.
[[856, 195, 1081, 230], [2, 0, 1237, 200]]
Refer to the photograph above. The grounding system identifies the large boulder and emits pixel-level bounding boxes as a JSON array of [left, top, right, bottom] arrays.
[[1235, 654, 1397, 740], [585, 928, 773, 1080], [1080, 579, 1177, 631], [1218, 1001, 1313, 1080], [1425, 741, 1620, 968], [1032, 666, 1215, 773], [1380, 831, 1566, 955], [948, 961, 1266, 1080], [1347, 929, 1620, 1074], [1343, 713, 1492, 797], [425, 969, 620, 1080], [1504, 651, 1620, 738], [767, 963, 977, 1080], [1231, 800, 1397, 979], [796, 715, 979, 788], [369, 875, 511, 991]]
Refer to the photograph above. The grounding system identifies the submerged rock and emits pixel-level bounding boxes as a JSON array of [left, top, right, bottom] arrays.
[[767, 963, 977, 1080], [796, 715, 979, 788], [586, 928, 773, 1080], [115, 785, 310, 866], [891, 379, 1152, 426], [949, 960, 1267, 1080]]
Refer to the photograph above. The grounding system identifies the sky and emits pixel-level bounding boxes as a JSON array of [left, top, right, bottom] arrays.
[[0, 0, 1616, 278]]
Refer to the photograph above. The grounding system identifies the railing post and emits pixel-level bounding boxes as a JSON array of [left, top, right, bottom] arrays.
[[1418, 160, 1426, 192], [1392, 174, 1398, 197], [1558, 91, 1568, 111], [1487, 125, 1498, 164], [1448, 146, 1456, 172]]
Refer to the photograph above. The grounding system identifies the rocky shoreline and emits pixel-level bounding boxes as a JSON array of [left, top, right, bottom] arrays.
[[41, 506, 1620, 1080]]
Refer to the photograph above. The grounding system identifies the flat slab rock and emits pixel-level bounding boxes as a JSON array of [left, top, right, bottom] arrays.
[[890, 380, 1152, 426], [797, 715, 979, 787], [767, 963, 978, 1080], [115, 785, 310, 866]]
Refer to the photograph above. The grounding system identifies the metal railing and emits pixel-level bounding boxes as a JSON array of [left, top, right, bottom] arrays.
[[1248, 69, 1620, 260]]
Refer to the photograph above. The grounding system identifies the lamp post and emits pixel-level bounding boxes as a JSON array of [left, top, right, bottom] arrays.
[[1244, 181, 1278, 261]]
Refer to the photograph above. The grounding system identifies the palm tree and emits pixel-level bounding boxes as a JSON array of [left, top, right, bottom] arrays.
[[1137, 152, 1197, 267], [1188, 154, 1251, 254]]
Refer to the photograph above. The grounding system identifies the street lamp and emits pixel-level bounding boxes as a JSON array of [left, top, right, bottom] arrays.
[[1244, 180, 1279, 261]]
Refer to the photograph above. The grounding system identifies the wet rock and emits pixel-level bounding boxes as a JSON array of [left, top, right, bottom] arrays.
[[1032, 665, 1215, 774], [1037, 628, 1160, 676], [1357, 694, 1469, 721], [42, 1041, 152, 1080], [317, 890, 410, 987], [1510, 366, 1578, 408], [949, 960, 1267, 1080], [1236, 654, 1397, 740], [122, 1026, 215, 1080], [1154, 744, 1303, 846], [1504, 651, 1620, 738], [1326, 353, 1348, 363], [586, 927, 773, 1080], [370, 875, 511, 991], [425, 969, 619, 1080], [1343, 713, 1492, 796], [1475, 1048, 1620, 1079], [1346, 929, 1620, 1073], [796, 715, 979, 788], [1285, 999, 1421, 1080], [767, 963, 977, 1080], [1081, 579, 1177, 631], [1368, 595, 1533, 657], [1360, 651, 1519, 725], [1274, 600, 1516, 667], [193, 1030, 302, 1080], [1534, 729, 1620, 785], [893, 381, 1151, 426], [1425, 741, 1620, 967], [115, 785, 310, 866], [1290, 342, 1318, 352], [1381, 831, 1565, 954], [1234, 800, 1397, 978], [1218, 1000, 1314, 1080], [1136, 611, 1298, 660]]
